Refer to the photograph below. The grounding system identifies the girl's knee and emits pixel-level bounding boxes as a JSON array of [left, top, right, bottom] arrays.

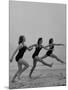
[[35, 56, 40, 61]]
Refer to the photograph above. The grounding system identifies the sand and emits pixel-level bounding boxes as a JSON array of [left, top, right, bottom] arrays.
[[9, 64, 66, 89]]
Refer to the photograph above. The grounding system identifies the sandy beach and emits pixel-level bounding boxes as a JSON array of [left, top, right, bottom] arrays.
[[9, 63, 66, 89]]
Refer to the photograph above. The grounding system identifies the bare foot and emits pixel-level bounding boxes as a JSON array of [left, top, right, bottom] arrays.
[[60, 61, 65, 64]]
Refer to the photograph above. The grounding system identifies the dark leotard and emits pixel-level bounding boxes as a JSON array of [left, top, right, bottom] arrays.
[[46, 45, 54, 56], [15, 45, 27, 62], [32, 45, 42, 59]]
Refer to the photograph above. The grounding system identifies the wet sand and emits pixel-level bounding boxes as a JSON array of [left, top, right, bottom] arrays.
[[9, 66, 66, 89]]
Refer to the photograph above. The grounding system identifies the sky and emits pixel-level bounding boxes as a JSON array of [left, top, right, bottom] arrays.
[[9, 1, 66, 68]]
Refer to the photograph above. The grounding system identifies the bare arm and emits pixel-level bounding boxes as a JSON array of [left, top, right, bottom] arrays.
[[43, 43, 64, 48], [53, 44, 64, 46], [42, 44, 51, 49], [10, 44, 22, 62], [42, 45, 55, 50], [27, 46, 33, 51], [27, 44, 37, 51], [44, 44, 50, 48], [29, 44, 37, 48], [41, 45, 50, 50]]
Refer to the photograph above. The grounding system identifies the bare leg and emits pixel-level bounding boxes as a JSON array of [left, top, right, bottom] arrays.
[[40, 54, 48, 59], [17, 59, 29, 79], [29, 59, 37, 78], [36, 56, 53, 67], [17, 66, 28, 80], [39, 59, 53, 67], [50, 54, 64, 64], [11, 63, 21, 82]]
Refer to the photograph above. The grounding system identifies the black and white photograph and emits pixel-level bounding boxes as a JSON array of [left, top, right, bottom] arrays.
[[9, 1, 66, 89]]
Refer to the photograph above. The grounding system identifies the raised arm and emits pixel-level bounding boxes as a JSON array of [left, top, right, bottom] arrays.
[[10, 44, 22, 62]]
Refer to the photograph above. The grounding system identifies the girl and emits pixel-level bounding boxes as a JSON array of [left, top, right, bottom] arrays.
[[39, 38, 65, 64], [10, 35, 32, 82], [29, 37, 53, 78]]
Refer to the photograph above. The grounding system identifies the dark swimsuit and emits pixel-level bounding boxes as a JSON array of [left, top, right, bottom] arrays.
[[15, 45, 27, 62], [46, 45, 54, 56], [32, 45, 42, 59]]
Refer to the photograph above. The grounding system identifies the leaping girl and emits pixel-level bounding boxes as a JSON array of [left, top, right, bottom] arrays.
[[29, 37, 53, 78], [39, 38, 65, 64], [10, 35, 32, 82]]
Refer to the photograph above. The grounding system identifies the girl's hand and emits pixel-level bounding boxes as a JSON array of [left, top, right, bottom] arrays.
[[30, 47, 33, 50], [28, 47, 33, 51], [10, 59, 12, 63], [10, 57, 13, 63]]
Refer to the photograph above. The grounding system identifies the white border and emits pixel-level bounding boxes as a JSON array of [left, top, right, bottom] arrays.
[[0, 0, 68, 90]]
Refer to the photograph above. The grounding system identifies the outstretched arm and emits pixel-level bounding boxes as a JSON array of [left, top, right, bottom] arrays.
[[27, 44, 37, 51], [44, 44, 50, 48], [27, 46, 33, 51], [10, 44, 22, 62], [29, 44, 37, 48], [53, 44, 64, 46], [41, 45, 50, 50], [44, 43, 64, 48]]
